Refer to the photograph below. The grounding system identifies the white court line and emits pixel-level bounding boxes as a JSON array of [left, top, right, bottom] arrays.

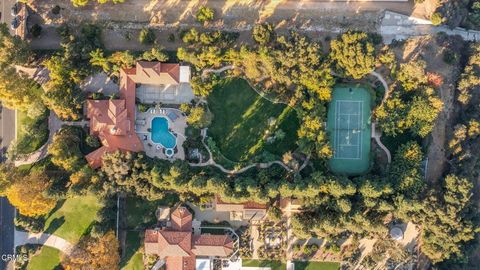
[[333, 100, 364, 159]]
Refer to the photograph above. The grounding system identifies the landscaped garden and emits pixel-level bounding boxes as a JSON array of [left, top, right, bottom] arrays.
[[207, 78, 299, 163]]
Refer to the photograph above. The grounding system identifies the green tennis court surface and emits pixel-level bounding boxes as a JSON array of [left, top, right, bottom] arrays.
[[327, 85, 372, 175]]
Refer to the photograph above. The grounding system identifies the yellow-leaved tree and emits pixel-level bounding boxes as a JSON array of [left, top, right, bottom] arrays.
[[5, 171, 56, 217]]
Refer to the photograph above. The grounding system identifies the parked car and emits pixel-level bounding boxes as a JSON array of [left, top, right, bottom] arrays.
[[11, 3, 19, 16], [10, 17, 19, 30]]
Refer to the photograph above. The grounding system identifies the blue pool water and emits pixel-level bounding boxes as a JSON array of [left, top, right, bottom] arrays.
[[151, 117, 176, 149]]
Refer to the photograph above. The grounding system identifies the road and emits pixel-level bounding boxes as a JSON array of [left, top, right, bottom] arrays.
[[0, 106, 15, 162], [1, 0, 17, 34], [0, 197, 15, 270]]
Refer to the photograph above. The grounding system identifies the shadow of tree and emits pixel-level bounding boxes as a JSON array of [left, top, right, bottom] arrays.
[[119, 231, 142, 269], [44, 216, 66, 236]]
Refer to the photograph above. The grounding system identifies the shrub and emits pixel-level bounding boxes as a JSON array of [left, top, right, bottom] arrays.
[[85, 135, 100, 148], [196, 6, 215, 24], [431, 12, 444, 26], [252, 23, 275, 44], [139, 28, 156, 45], [443, 48, 456, 64]]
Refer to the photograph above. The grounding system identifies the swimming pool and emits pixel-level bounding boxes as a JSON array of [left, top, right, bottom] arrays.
[[151, 117, 177, 149]]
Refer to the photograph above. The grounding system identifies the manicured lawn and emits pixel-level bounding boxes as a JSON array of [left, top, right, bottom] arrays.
[[294, 261, 340, 270], [44, 194, 102, 243], [16, 110, 49, 155], [126, 194, 178, 229], [208, 78, 299, 162], [242, 259, 286, 270], [27, 246, 61, 270], [121, 232, 144, 270]]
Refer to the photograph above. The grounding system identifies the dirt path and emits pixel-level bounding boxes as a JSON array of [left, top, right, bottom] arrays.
[[27, 0, 418, 50]]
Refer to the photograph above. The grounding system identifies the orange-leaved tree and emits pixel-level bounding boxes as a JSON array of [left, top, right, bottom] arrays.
[[62, 231, 120, 270]]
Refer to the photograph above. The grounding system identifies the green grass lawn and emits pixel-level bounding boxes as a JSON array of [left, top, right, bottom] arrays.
[[15, 110, 49, 155], [43, 194, 102, 243], [27, 246, 61, 270], [242, 259, 286, 270], [294, 261, 340, 270], [121, 232, 144, 270], [207, 78, 299, 162]]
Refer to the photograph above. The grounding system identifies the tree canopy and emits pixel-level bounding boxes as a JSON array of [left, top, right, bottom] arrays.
[[329, 31, 376, 79]]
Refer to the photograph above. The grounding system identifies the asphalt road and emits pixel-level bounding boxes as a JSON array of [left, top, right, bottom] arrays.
[[0, 106, 15, 162], [0, 197, 15, 270], [1, 0, 17, 33]]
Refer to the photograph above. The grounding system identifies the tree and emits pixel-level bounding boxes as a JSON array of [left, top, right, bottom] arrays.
[[62, 231, 120, 270], [142, 47, 169, 62], [420, 175, 476, 263], [0, 67, 42, 111], [196, 6, 215, 24], [139, 28, 156, 45], [48, 126, 86, 172], [5, 171, 56, 217], [330, 31, 376, 79], [108, 51, 135, 73], [397, 60, 428, 91], [90, 48, 110, 72], [0, 24, 31, 67], [0, 164, 18, 196], [42, 53, 85, 120], [71, 0, 124, 7], [186, 107, 213, 128], [431, 12, 444, 26], [252, 23, 275, 44]]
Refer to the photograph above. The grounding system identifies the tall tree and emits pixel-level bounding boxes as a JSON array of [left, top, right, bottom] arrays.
[[330, 31, 376, 79], [62, 231, 120, 270], [5, 171, 56, 217]]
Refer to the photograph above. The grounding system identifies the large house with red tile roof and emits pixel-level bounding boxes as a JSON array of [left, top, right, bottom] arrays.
[[144, 206, 235, 270], [85, 61, 193, 168]]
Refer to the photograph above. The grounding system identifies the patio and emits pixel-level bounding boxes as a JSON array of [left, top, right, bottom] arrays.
[[136, 107, 187, 160]]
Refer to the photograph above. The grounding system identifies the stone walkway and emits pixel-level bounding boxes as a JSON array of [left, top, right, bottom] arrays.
[[14, 230, 74, 255]]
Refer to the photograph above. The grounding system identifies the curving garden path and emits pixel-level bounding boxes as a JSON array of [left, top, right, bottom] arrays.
[[369, 71, 392, 164], [13, 112, 88, 167], [188, 128, 294, 174], [15, 230, 74, 255]]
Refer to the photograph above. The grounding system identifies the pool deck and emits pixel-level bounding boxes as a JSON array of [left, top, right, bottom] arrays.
[[136, 107, 187, 160]]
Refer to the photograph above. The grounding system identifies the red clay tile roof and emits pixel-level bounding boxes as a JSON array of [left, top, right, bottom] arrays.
[[144, 206, 235, 269], [85, 61, 183, 168], [171, 207, 193, 231], [192, 234, 234, 257]]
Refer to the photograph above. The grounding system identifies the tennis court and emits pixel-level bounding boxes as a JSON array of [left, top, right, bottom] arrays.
[[327, 85, 372, 174]]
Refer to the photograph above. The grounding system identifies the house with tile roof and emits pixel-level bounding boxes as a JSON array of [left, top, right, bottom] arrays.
[[85, 61, 194, 168], [144, 206, 236, 270], [213, 195, 268, 221]]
